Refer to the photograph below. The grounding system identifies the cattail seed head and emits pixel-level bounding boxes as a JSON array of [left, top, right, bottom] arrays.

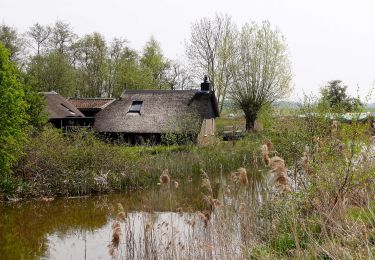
[[201, 178, 213, 194]]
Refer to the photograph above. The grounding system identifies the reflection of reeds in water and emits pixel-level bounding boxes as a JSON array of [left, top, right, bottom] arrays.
[[107, 170, 266, 259]]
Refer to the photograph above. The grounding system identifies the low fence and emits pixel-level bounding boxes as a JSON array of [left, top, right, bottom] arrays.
[[221, 125, 245, 141]]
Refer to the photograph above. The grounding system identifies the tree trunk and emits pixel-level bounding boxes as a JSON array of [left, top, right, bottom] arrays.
[[245, 112, 257, 131]]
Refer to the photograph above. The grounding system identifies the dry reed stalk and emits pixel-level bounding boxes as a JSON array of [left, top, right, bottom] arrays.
[[301, 150, 311, 175], [331, 120, 338, 139], [237, 167, 249, 187], [269, 156, 285, 169], [252, 149, 258, 167], [230, 171, 239, 183], [108, 221, 121, 257], [118, 203, 124, 212], [265, 139, 273, 151], [118, 211, 126, 222], [262, 144, 270, 166], [212, 198, 223, 208], [261, 140, 290, 192], [201, 178, 213, 194], [200, 169, 209, 179], [186, 219, 196, 229], [197, 211, 209, 227], [160, 169, 170, 185]]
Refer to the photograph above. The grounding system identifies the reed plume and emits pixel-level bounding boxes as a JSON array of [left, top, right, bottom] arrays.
[[301, 147, 311, 175], [262, 144, 270, 166], [200, 169, 213, 194], [237, 168, 249, 187], [118, 211, 126, 222], [160, 169, 170, 185], [261, 141, 290, 192]]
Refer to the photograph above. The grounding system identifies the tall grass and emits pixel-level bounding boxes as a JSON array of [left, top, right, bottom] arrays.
[[4, 126, 261, 199]]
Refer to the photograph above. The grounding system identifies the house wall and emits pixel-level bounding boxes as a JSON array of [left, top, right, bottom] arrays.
[[197, 118, 216, 145]]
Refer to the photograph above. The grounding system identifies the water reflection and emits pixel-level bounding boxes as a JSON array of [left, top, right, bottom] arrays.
[[0, 170, 265, 259]]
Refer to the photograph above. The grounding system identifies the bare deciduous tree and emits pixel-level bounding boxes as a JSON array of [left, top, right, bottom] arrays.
[[49, 21, 76, 55], [186, 14, 236, 112], [167, 61, 194, 90], [26, 23, 51, 55], [230, 21, 292, 130]]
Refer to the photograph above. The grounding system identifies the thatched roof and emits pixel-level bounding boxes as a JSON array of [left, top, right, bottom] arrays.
[[68, 98, 115, 112], [94, 90, 219, 134], [42, 91, 85, 119]]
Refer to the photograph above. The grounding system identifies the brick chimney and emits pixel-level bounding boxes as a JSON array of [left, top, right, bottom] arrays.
[[200, 75, 210, 92]]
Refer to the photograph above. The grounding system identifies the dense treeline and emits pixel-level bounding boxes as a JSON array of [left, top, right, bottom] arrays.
[[0, 21, 193, 98]]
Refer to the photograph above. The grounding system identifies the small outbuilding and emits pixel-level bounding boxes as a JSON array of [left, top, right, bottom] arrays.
[[43, 91, 94, 129], [94, 79, 219, 145]]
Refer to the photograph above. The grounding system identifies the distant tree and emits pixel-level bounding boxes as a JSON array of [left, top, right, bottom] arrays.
[[186, 14, 237, 112], [140, 37, 170, 89], [26, 23, 51, 55], [49, 21, 76, 55], [320, 80, 362, 112], [230, 21, 292, 131], [74, 32, 108, 97], [166, 60, 194, 90], [27, 51, 78, 96], [0, 44, 29, 177], [0, 24, 25, 64]]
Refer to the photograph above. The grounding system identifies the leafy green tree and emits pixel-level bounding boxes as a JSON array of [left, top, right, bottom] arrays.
[[320, 80, 362, 112], [74, 33, 108, 97], [0, 24, 25, 65], [27, 51, 78, 97], [0, 44, 29, 178], [230, 21, 292, 131], [140, 37, 170, 89]]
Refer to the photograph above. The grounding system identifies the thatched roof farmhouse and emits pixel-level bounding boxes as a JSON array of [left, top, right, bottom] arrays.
[[42, 91, 94, 129], [94, 80, 219, 145]]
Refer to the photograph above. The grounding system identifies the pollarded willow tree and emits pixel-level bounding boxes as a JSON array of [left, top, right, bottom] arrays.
[[230, 21, 292, 130]]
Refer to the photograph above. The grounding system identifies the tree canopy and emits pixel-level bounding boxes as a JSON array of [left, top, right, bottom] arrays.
[[320, 80, 362, 112], [0, 44, 29, 177], [230, 21, 292, 130]]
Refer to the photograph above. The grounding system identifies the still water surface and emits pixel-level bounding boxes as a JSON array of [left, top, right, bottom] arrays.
[[0, 173, 265, 259]]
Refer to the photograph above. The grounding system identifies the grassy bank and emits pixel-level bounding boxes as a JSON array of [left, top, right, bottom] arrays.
[[1, 126, 263, 200]]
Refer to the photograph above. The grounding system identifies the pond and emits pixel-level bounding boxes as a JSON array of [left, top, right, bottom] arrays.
[[0, 171, 266, 259]]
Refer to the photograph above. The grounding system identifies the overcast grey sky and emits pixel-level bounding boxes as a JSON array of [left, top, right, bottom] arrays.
[[2, 0, 375, 102]]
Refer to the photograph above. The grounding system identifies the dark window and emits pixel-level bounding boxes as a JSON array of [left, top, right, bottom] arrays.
[[129, 101, 143, 113]]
